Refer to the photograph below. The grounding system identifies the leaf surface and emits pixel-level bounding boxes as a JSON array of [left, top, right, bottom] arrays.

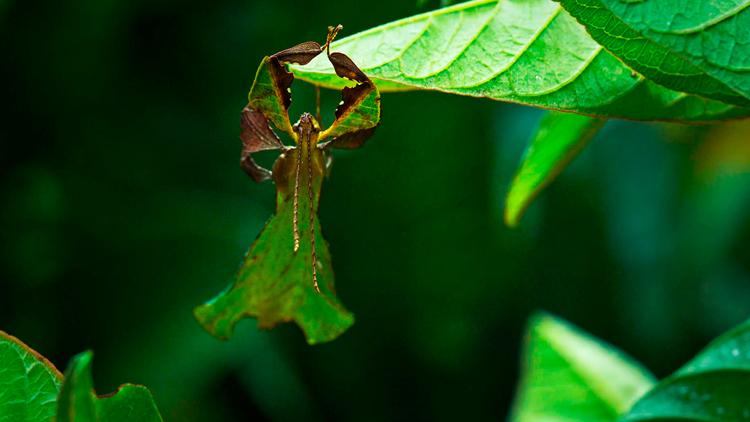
[[557, 0, 750, 107], [292, 0, 750, 122], [622, 318, 750, 422], [505, 112, 605, 227], [0, 331, 62, 422], [510, 313, 656, 422], [56, 351, 162, 422]]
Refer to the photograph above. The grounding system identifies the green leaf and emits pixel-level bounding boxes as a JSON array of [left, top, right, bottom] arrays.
[[622, 318, 750, 422], [505, 112, 605, 227], [194, 127, 355, 345], [56, 351, 162, 422], [0, 331, 63, 422], [291, 0, 750, 122], [557, 0, 750, 107], [510, 313, 656, 422]]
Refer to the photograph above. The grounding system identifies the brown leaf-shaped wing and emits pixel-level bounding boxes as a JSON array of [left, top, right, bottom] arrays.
[[318, 50, 380, 147], [240, 107, 284, 183], [273, 41, 323, 66], [328, 52, 368, 83]]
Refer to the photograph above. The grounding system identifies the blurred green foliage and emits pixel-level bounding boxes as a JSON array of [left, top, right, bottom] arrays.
[[2, 0, 750, 421]]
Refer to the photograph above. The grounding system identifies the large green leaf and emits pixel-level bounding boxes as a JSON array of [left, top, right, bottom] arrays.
[[194, 127, 355, 345], [292, 0, 750, 122], [622, 318, 750, 422], [505, 112, 605, 227], [56, 351, 163, 422], [0, 331, 63, 422], [510, 313, 656, 422], [557, 0, 750, 107]]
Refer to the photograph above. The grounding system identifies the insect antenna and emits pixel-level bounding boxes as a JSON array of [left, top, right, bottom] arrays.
[[293, 147, 302, 252], [307, 135, 320, 292], [324, 24, 343, 55]]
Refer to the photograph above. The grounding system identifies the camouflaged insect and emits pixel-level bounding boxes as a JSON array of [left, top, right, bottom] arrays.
[[194, 26, 381, 344]]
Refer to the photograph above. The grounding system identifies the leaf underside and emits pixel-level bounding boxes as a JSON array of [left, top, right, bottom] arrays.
[[505, 111, 605, 227], [622, 318, 750, 422], [292, 0, 750, 122], [0, 331, 62, 422], [557, 0, 750, 107], [510, 313, 656, 422], [56, 351, 163, 422]]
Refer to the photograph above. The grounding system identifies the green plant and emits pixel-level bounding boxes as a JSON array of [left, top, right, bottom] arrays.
[[512, 313, 750, 422], [3, 0, 750, 419], [0, 331, 163, 421]]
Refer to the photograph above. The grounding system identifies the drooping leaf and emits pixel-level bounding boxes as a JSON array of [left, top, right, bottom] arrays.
[[510, 313, 656, 422], [292, 0, 750, 122], [195, 122, 355, 345], [56, 351, 163, 422], [557, 0, 750, 107], [0, 331, 63, 422], [505, 112, 605, 227], [622, 318, 750, 422]]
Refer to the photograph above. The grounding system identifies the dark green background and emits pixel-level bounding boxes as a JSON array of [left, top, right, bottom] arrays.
[[2, 0, 750, 420]]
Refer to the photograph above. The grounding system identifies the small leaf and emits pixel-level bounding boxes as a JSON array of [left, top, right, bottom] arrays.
[[557, 0, 750, 107], [0, 331, 63, 422], [56, 351, 163, 422], [292, 0, 750, 122], [510, 313, 656, 422], [195, 127, 354, 345], [622, 318, 750, 422], [505, 112, 605, 227]]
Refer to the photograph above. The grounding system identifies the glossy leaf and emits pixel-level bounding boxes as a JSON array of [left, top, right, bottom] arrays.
[[56, 351, 162, 422], [195, 126, 355, 345], [510, 313, 656, 422], [292, 0, 750, 122], [0, 331, 62, 422], [557, 0, 750, 107], [505, 112, 605, 227], [622, 318, 750, 422]]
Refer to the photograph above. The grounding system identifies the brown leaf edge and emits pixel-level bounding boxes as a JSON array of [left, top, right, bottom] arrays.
[[0, 330, 64, 381]]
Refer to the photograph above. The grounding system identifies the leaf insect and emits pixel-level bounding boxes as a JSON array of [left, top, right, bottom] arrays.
[[241, 24, 379, 291], [194, 26, 381, 344]]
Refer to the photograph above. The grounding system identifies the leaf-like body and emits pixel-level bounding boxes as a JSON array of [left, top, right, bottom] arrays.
[[56, 351, 162, 422], [622, 318, 750, 422], [322, 82, 381, 148], [558, 0, 750, 106], [292, 0, 750, 122], [0, 331, 62, 422], [248, 56, 296, 137], [505, 112, 605, 227], [195, 135, 354, 345], [510, 313, 655, 422]]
